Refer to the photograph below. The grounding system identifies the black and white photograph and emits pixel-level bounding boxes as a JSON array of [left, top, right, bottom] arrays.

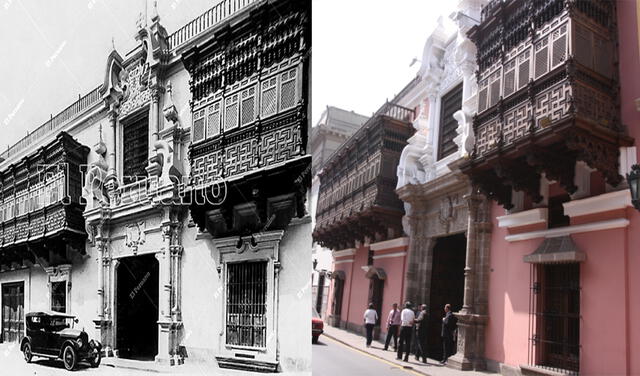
[[0, 0, 311, 374], [3, 0, 640, 376]]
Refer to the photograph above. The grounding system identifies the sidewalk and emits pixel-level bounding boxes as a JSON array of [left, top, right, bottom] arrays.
[[322, 325, 496, 376]]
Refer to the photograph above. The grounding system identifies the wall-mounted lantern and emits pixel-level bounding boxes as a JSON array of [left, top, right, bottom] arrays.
[[626, 164, 640, 210]]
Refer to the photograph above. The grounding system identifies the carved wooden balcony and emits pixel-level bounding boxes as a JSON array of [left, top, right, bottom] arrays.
[[313, 102, 415, 250], [463, 0, 631, 209], [0, 132, 89, 270], [182, 0, 310, 237]]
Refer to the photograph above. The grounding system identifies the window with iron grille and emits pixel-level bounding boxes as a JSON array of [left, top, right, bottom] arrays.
[[51, 281, 66, 313], [437, 84, 463, 160], [226, 261, 268, 348], [122, 116, 149, 184], [529, 263, 580, 374]]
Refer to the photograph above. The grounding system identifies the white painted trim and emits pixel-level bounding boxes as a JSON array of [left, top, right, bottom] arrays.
[[334, 259, 354, 265], [562, 190, 632, 218], [369, 237, 410, 251], [505, 218, 630, 242], [497, 208, 548, 228], [372, 251, 407, 260], [332, 248, 356, 258]]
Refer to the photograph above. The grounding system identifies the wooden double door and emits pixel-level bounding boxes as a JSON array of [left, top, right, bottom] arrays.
[[2, 282, 24, 343]]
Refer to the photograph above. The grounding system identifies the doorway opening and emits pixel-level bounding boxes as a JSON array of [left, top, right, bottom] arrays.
[[116, 254, 159, 360], [1, 282, 24, 343], [427, 233, 466, 360]]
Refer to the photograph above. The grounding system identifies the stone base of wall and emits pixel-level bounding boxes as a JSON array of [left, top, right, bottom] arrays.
[[486, 358, 522, 376]]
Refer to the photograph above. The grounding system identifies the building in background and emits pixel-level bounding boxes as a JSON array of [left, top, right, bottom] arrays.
[[313, 92, 416, 340], [393, 0, 488, 367], [310, 106, 368, 317], [0, 0, 312, 373], [461, 0, 640, 375]]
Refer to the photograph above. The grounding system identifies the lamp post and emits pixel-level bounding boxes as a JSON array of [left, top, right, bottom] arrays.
[[626, 164, 640, 210]]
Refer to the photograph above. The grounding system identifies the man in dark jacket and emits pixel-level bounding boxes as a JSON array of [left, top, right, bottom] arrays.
[[440, 303, 457, 364], [413, 304, 428, 363]]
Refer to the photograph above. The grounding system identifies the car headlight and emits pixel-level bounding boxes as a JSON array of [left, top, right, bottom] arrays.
[[76, 338, 83, 348]]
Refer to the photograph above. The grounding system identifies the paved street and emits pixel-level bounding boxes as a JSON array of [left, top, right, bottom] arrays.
[[312, 336, 422, 376]]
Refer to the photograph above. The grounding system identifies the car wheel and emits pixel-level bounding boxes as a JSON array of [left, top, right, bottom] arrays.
[[89, 350, 101, 368], [312, 336, 319, 344], [23, 342, 33, 363], [63, 345, 77, 371]]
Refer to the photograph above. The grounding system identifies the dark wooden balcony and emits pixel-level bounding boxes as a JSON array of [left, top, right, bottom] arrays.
[[0, 132, 89, 270], [463, 0, 631, 209], [313, 102, 415, 250], [181, 0, 310, 237]]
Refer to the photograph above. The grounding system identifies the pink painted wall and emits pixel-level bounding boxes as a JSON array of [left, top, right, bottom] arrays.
[[343, 245, 371, 326], [330, 258, 354, 321], [485, 202, 536, 368], [372, 253, 407, 333], [618, 1, 640, 374]]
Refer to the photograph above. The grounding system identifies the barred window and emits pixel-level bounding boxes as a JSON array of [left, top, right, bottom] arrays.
[[206, 102, 221, 138], [241, 86, 256, 126], [226, 261, 267, 348], [193, 108, 206, 142], [437, 84, 463, 160], [51, 281, 66, 313], [224, 94, 239, 131], [280, 69, 297, 110], [261, 77, 277, 117], [122, 116, 149, 184]]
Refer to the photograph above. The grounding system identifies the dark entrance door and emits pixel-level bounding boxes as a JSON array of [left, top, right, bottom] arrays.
[[1, 282, 24, 343], [427, 233, 466, 360], [116, 254, 159, 360]]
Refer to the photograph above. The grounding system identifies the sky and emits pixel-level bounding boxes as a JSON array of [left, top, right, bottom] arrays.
[[311, 0, 455, 125], [0, 0, 221, 152]]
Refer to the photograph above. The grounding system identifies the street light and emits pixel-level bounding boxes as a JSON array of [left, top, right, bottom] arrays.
[[627, 164, 640, 210]]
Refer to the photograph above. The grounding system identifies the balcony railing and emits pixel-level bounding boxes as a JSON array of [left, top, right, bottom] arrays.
[[0, 86, 102, 162], [168, 0, 258, 50]]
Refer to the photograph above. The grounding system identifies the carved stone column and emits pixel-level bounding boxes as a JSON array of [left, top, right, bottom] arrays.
[[157, 211, 184, 365], [448, 192, 491, 371], [105, 104, 118, 186], [403, 202, 436, 306]]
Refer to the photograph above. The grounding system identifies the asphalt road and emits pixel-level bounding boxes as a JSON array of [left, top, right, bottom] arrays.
[[312, 336, 423, 376]]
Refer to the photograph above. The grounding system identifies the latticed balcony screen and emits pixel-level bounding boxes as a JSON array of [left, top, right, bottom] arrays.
[[226, 261, 268, 348]]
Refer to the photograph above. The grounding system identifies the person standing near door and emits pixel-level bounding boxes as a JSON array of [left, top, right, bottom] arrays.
[[414, 304, 429, 363], [363, 303, 378, 348], [383, 303, 401, 351], [396, 301, 415, 362], [440, 303, 457, 364]]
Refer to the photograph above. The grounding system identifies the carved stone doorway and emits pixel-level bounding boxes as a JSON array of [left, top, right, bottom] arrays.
[[427, 233, 466, 360], [116, 254, 159, 360]]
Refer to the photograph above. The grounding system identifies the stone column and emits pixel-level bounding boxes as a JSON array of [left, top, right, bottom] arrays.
[[448, 192, 491, 371], [403, 202, 435, 306], [105, 104, 118, 185], [155, 250, 172, 365]]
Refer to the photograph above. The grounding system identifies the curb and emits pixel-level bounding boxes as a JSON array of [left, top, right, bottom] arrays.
[[322, 332, 431, 376]]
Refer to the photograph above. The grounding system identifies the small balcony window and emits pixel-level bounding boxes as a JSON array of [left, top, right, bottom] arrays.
[[226, 261, 268, 348], [437, 84, 463, 160]]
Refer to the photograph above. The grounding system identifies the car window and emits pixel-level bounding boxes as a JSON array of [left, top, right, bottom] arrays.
[[312, 307, 320, 318]]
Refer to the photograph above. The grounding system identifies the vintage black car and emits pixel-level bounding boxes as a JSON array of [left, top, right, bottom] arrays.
[[20, 311, 102, 370]]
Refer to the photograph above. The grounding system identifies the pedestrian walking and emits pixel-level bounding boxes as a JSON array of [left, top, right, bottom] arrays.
[[414, 304, 428, 363], [383, 303, 401, 351], [363, 303, 378, 348], [396, 301, 415, 362], [440, 303, 457, 364]]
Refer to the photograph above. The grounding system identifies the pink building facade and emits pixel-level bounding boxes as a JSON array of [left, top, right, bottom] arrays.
[[467, 0, 640, 375]]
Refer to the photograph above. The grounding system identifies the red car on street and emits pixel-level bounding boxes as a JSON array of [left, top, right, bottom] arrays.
[[312, 307, 323, 343]]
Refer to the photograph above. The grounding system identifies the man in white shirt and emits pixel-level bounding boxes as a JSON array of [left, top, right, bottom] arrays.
[[397, 301, 415, 361], [363, 303, 378, 347]]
